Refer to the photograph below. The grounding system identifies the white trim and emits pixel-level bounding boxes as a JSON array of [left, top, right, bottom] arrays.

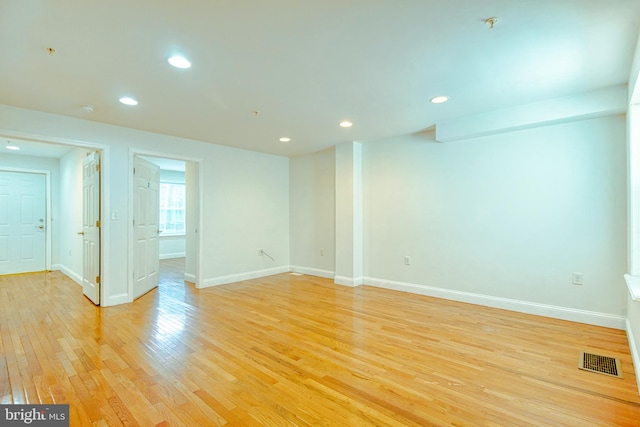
[[624, 274, 640, 301], [160, 252, 186, 260], [626, 318, 640, 395], [184, 272, 196, 283], [55, 264, 82, 285], [201, 266, 290, 288], [334, 275, 364, 287], [364, 277, 626, 330], [289, 266, 334, 279], [104, 293, 130, 306]]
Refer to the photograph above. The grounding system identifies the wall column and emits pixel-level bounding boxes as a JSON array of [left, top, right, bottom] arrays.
[[334, 141, 363, 286]]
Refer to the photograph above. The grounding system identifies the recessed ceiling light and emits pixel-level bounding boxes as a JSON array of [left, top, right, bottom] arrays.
[[168, 55, 191, 69], [279, 137, 291, 142], [430, 96, 449, 104], [119, 96, 138, 106], [339, 120, 353, 128], [6, 144, 19, 151]]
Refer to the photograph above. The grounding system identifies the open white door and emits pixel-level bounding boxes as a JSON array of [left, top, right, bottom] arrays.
[[0, 171, 46, 275], [133, 157, 160, 299], [82, 152, 101, 305]]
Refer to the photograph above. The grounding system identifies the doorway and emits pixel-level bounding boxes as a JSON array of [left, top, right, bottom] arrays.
[[132, 154, 199, 299]]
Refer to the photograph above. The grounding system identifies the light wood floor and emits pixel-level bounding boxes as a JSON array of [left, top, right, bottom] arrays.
[[1, 261, 639, 426]]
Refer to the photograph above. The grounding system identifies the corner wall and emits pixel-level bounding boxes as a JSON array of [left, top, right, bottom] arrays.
[[363, 115, 627, 327], [58, 148, 86, 283], [289, 147, 335, 277]]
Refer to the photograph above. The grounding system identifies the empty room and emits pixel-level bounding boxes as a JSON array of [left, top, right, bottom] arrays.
[[1, 0, 640, 425]]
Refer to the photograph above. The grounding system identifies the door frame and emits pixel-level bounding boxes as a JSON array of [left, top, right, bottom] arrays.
[[128, 148, 203, 300], [0, 167, 51, 272]]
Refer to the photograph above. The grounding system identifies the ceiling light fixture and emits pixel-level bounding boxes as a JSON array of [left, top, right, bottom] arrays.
[[6, 142, 19, 151], [168, 55, 191, 69], [279, 137, 291, 142], [119, 96, 138, 106], [81, 105, 94, 113], [430, 96, 449, 104], [339, 120, 353, 128]]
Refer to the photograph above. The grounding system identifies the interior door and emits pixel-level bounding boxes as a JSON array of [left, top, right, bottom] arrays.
[[82, 152, 101, 305], [133, 157, 160, 299], [0, 171, 46, 275]]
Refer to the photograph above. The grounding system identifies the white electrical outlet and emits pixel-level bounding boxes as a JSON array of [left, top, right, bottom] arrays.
[[404, 256, 411, 265], [572, 272, 583, 285]]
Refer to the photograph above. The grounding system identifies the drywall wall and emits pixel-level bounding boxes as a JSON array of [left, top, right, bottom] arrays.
[[0, 104, 290, 305], [0, 152, 60, 269], [58, 148, 86, 283], [289, 147, 335, 277], [628, 296, 640, 392], [160, 235, 185, 259], [185, 161, 198, 283], [363, 115, 627, 320]]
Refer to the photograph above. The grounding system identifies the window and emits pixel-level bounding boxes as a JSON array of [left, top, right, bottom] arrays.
[[159, 182, 186, 235]]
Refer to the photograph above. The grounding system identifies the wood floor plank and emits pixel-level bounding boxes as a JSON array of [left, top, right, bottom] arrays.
[[1, 260, 639, 425]]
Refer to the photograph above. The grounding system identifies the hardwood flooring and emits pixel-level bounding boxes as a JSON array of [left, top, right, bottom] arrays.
[[1, 261, 639, 426]]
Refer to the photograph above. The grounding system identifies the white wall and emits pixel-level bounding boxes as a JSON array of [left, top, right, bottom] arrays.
[[160, 235, 185, 259], [363, 115, 627, 322], [629, 297, 640, 391], [185, 162, 198, 282], [289, 147, 335, 277], [0, 152, 60, 269], [58, 148, 86, 283], [0, 104, 290, 305]]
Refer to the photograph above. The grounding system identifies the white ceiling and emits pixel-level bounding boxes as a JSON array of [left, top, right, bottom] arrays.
[[1, 0, 639, 157], [0, 138, 73, 158]]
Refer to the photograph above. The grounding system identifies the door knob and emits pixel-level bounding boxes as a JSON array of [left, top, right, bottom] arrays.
[[77, 231, 85, 235], [36, 225, 44, 230]]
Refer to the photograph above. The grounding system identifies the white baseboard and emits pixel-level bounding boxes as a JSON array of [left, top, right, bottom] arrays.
[[160, 252, 186, 260], [365, 277, 626, 330], [184, 272, 196, 283], [626, 318, 640, 395], [103, 293, 130, 307], [334, 275, 364, 287], [290, 266, 334, 279], [200, 266, 290, 288], [55, 264, 82, 286]]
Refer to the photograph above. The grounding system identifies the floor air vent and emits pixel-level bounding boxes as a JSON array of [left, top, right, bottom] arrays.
[[578, 351, 623, 379]]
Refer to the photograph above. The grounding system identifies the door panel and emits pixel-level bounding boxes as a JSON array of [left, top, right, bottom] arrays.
[[133, 157, 160, 299], [0, 171, 46, 275], [82, 152, 101, 305]]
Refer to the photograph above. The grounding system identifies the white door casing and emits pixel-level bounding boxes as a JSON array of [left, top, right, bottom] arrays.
[[0, 171, 46, 275], [82, 152, 101, 305], [133, 157, 160, 299]]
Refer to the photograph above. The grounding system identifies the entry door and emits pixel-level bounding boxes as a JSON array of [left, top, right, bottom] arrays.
[[82, 152, 101, 305], [133, 157, 160, 299], [0, 171, 46, 275]]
